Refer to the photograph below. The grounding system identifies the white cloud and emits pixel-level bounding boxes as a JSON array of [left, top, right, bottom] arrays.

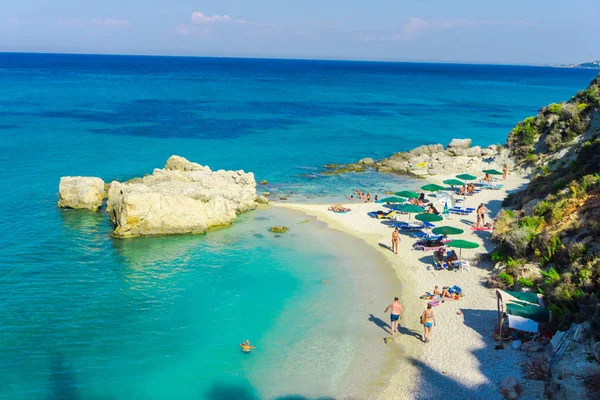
[[178, 12, 275, 35], [390, 17, 534, 42], [58, 17, 131, 28], [191, 12, 232, 25]]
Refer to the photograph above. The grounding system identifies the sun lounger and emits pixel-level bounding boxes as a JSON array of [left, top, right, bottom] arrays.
[[415, 233, 444, 241], [483, 183, 504, 190], [399, 224, 425, 231], [452, 207, 475, 211], [416, 244, 445, 252], [450, 209, 472, 215], [368, 210, 396, 219]]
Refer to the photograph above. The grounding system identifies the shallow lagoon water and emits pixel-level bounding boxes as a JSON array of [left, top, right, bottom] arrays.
[[0, 54, 597, 399]]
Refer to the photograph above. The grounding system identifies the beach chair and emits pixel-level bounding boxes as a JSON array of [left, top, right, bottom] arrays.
[[460, 260, 471, 271], [414, 239, 445, 251], [449, 209, 471, 216], [422, 221, 436, 229], [400, 224, 425, 231], [433, 257, 448, 270]]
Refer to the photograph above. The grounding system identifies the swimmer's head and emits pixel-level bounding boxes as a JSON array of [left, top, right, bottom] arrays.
[[243, 340, 250, 345]]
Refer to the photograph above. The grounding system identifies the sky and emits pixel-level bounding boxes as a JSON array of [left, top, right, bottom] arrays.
[[1, 0, 599, 64]]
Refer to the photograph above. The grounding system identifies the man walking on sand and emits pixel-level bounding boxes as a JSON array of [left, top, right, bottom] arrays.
[[391, 227, 400, 255], [384, 297, 403, 335]]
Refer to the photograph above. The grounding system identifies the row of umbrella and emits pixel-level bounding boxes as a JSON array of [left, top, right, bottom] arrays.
[[377, 169, 499, 261]]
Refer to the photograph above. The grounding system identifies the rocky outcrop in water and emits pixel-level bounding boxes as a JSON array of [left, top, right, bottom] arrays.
[[58, 177, 106, 210], [324, 139, 512, 177], [59, 155, 259, 238], [106, 156, 258, 238]]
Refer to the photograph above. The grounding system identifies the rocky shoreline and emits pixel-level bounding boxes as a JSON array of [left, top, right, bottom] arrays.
[[58, 155, 264, 238], [324, 138, 515, 178]]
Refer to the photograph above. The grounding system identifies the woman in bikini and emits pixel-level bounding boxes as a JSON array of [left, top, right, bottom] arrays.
[[503, 164, 509, 181], [391, 227, 400, 255], [476, 203, 489, 228], [421, 304, 436, 343]]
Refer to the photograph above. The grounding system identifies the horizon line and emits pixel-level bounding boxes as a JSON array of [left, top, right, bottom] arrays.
[[0, 50, 574, 68]]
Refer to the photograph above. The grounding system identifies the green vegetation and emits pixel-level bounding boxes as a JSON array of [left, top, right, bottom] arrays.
[[517, 277, 535, 287], [507, 75, 600, 163], [495, 74, 600, 330], [547, 103, 563, 114], [498, 271, 515, 286]]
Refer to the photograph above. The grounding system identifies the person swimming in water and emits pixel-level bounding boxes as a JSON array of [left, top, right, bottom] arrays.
[[239, 340, 256, 353]]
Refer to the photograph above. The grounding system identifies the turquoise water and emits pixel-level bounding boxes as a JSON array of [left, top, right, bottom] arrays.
[[1, 53, 598, 399]]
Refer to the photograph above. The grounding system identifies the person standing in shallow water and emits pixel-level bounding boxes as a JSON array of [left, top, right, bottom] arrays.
[[384, 297, 403, 335], [421, 304, 436, 343], [391, 227, 400, 255]]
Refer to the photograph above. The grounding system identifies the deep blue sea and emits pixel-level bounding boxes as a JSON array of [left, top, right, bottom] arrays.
[[0, 53, 598, 399]]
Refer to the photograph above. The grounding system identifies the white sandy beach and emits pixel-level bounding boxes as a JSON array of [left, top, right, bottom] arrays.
[[274, 173, 543, 399]]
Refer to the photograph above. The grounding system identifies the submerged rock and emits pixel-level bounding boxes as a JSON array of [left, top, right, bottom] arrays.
[[58, 176, 106, 210], [105, 155, 258, 238], [269, 226, 288, 233]]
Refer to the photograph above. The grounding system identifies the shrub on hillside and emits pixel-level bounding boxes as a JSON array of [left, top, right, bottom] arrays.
[[547, 103, 563, 114]]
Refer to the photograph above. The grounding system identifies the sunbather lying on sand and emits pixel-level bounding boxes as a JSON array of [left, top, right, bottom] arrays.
[[328, 204, 350, 213], [433, 285, 453, 298]]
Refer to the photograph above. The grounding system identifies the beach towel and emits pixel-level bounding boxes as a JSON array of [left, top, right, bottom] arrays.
[[471, 226, 493, 231]]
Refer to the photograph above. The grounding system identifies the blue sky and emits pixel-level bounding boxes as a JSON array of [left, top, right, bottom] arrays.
[[1, 0, 598, 64]]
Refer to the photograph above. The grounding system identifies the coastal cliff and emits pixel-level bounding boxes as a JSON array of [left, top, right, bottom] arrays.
[[59, 155, 260, 238], [488, 75, 600, 399]]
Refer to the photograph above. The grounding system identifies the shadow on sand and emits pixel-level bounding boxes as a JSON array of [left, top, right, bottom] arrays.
[[368, 313, 392, 334]]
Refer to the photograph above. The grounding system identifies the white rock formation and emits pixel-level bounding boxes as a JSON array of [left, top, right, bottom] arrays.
[[373, 140, 513, 177], [106, 156, 258, 238], [58, 177, 106, 210]]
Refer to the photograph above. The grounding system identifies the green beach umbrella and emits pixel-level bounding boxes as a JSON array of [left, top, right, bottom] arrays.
[[395, 190, 419, 199], [456, 173, 477, 181], [482, 169, 503, 176], [421, 183, 445, 192], [394, 203, 423, 223], [379, 196, 406, 203], [415, 213, 443, 223], [431, 226, 464, 235], [443, 179, 464, 187], [446, 239, 480, 262]]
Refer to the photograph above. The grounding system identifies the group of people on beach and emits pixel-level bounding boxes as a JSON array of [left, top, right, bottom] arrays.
[[349, 189, 378, 203], [384, 296, 436, 343], [458, 182, 476, 196]]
